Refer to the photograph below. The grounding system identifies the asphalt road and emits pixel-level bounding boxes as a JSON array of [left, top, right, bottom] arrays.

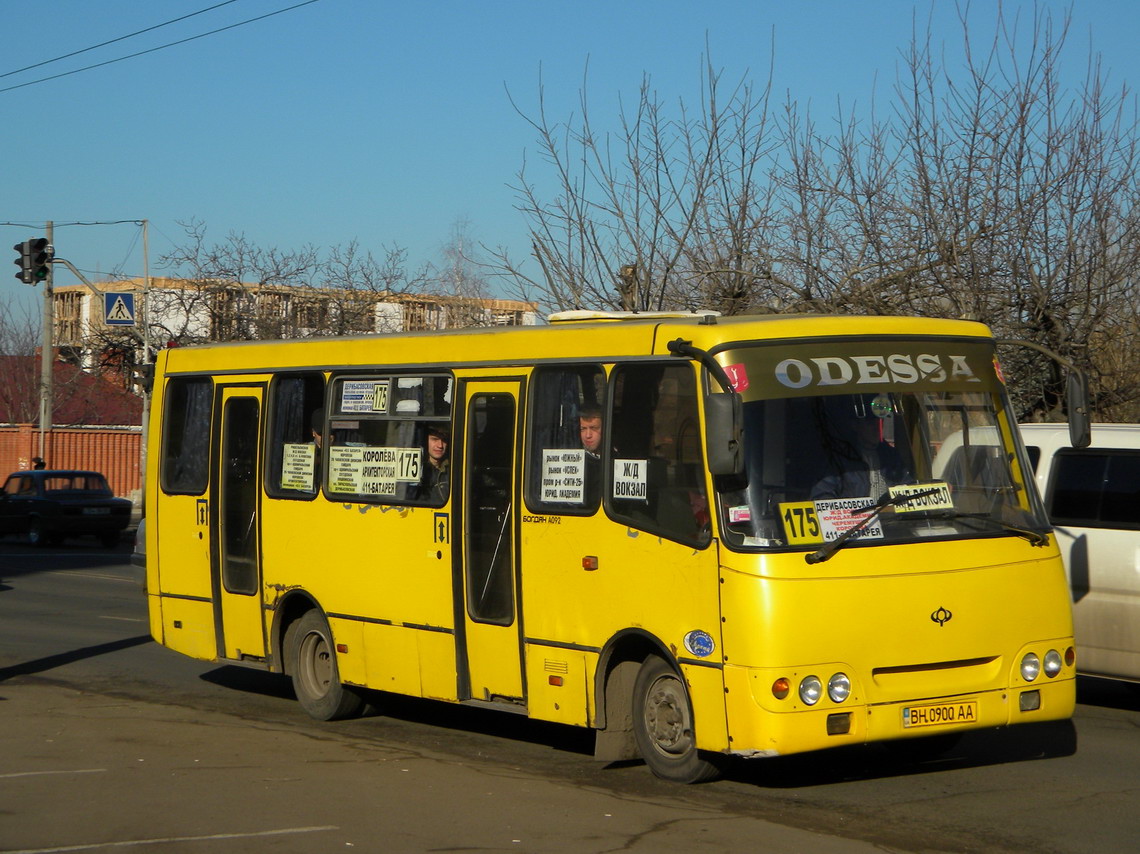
[[2, 539, 1139, 854]]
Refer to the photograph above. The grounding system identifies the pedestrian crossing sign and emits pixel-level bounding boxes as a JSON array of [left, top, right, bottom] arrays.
[[104, 292, 136, 326]]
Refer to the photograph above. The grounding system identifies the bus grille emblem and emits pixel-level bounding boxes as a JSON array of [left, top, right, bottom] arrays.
[[930, 606, 953, 627]]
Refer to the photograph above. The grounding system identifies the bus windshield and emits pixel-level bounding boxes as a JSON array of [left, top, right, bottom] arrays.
[[714, 339, 1049, 552]]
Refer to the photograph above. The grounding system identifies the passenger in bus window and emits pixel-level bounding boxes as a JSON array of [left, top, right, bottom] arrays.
[[579, 405, 604, 504], [811, 411, 907, 502], [310, 409, 324, 448], [421, 424, 450, 503], [308, 409, 324, 492]]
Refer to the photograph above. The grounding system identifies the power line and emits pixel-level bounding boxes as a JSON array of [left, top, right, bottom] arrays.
[[0, 0, 322, 95], [0, 0, 243, 80]]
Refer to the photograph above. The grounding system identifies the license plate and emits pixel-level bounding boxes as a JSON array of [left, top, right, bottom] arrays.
[[902, 701, 978, 728], [83, 507, 111, 515]]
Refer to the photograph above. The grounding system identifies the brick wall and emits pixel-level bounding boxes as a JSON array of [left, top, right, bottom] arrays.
[[0, 424, 142, 504]]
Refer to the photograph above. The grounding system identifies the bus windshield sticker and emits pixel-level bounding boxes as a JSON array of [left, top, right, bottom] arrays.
[[724, 363, 750, 392], [613, 459, 648, 501], [729, 505, 752, 524], [541, 449, 586, 504], [813, 498, 884, 542], [340, 379, 389, 413], [889, 482, 954, 513], [779, 501, 823, 544], [281, 443, 316, 490]]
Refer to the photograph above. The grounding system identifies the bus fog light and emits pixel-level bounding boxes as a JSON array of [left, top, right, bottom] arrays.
[[1019, 689, 1041, 712], [1043, 649, 1062, 677], [827, 672, 851, 703], [799, 675, 822, 706], [1020, 653, 1040, 682], [826, 712, 852, 735]]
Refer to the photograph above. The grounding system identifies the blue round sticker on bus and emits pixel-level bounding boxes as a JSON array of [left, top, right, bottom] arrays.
[[683, 630, 716, 658]]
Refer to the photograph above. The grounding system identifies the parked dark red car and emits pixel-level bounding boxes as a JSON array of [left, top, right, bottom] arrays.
[[0, 470, 132, 548]]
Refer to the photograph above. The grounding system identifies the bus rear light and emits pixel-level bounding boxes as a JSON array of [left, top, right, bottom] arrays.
[[1043, 649, 1063, 677], [772, 678, 790, 699]]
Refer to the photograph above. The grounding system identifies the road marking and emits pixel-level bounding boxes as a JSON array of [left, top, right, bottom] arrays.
[[1, 826, 339, 853], [0, 769, 106, 779], [53, 571, 134, 583]]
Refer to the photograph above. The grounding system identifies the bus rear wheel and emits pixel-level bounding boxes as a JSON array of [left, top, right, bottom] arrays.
[[632, 655, 724, 783], [288, 610, 365, 721]]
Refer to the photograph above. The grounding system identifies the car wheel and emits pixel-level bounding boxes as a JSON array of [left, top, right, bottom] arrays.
[[28, 520, 47, 548], [289, 610, 366, 721]]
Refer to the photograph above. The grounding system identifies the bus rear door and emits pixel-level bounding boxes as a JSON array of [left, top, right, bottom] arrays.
[[212, 385, 267, 661]]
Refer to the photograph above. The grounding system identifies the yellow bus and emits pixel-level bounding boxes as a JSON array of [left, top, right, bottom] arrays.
[[143, 311, 1080, 782]]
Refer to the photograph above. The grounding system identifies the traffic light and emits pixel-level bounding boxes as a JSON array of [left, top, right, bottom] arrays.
[[12, 237, 52, 284], [28, 237, 51, 282], [13, 240, 32, 283]]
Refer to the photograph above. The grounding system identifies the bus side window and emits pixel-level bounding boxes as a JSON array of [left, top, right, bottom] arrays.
[[609, 362, 710, 547], [524, 365, 606, 515], [265, 372, 326, 499], [161, 377, 213, 495], [324, 373, 452, 506]]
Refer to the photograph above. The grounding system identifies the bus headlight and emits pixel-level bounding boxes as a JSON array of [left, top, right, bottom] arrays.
[[1020, 653, 1041, 682], [1043, 649, 1063, 678], [827, 672, 851, 703], [799, 675, 823, 706]]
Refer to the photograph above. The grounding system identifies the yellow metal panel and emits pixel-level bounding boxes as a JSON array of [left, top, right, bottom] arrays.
[[524, 647, 592, 727], [153, 493, 213, 600], [681, 662, 730, 752], [416, 629, 459, 701], [327, 616, 365, 686], [363, 623, 422, 696], [156, 597, 217, 661]]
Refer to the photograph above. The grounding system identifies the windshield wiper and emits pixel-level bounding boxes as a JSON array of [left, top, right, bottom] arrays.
[[942, 511, 1051, 547], [805, 488, 940, 565]]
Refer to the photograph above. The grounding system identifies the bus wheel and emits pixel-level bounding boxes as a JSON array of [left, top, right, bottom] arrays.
[[289, 610, 365, 721], [632, 655, 724, 783]]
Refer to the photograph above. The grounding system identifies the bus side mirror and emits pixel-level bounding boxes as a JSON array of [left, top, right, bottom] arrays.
[[706, 393, 744, 476], [1067, 370, 1091, 449]]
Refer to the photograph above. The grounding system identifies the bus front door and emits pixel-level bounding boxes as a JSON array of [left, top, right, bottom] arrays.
[[457, 380, 524, 705], [212, 386, 267, 662]]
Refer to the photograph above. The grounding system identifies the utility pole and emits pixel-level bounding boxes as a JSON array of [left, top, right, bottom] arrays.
[[38, 221, 53, 462], [140, 219, 151, 501]]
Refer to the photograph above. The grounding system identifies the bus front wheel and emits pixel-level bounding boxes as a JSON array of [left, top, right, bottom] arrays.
[[288, 610, 366, 721], [632, 655, 724, 783]]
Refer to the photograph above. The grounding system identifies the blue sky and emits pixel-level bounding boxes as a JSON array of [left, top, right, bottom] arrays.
[[3, 0, 1139, 318]]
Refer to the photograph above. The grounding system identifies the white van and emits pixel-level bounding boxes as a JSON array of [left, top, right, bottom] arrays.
[[1018, 423, 1140, 684]]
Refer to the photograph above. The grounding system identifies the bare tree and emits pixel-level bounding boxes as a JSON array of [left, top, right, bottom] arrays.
[[149, 219, 431, 344], [425, 217, 498, 328], [0, 298, 42, 424], [497, 6, 1140, 420]]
